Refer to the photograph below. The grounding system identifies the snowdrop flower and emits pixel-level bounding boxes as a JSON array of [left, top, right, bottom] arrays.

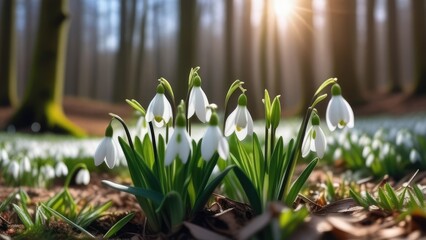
[[409, 149, 421, 164], [225, 94, 253, 140], [42, 166, 55, 180], [55, 162, 68, 177], [8, 161, 20, 180], [164, 111, 192, 165], [75, 169, 90, 185], [326, 84, 354, 131], [146, 84, 173, 127], [201, 112, 229, 161], [94, 123, 118, 169], [188, 75, 209, 123], [366, 153, 375, 167], [20, 156, 31, 173], [0, 149, 9, 166], [302, 113, 327, 158]]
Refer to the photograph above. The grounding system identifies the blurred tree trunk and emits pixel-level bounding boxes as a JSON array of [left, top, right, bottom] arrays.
[[0, 0, 17, 107], [327, 0, 363, 104], [89, 2, 99, 97], [387, 0, 401, 93], [411, 0, 426, 95], [177, 0, 197, 101], [7, 0, 85, 136], [134, 0, 148, 100], [365, 0, 376, 92], [273, 16, 283, 97], [240, 0, 260, 117], [295, 0, 315, 112], [65, 0, 82, 96], [224, 0, 235, 89], [113, 0, 137, 102], [259, 0, 270, 91]]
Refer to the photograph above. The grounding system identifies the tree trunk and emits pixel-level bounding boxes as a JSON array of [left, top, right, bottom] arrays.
[[411, 0, 426, 95], [295, 0, 315, 112], [0, 0, 18, 107], [224, 0, 235, 89], [387, 0, 401, 93], [273, 16, 283, 98], [364, 0, 376, 92], [177, 0, 197, 102], [327, 0, 363, 104], [113, 0, 137, 102], [259, 0, 269, 92], [7, 0, 85, 136], [134, 0, 148, 101], [240, 0, 260, 117]]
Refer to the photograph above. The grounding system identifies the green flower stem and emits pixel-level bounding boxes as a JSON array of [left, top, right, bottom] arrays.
[[148, 121, 160, 174], [109, 113, 134, 151]]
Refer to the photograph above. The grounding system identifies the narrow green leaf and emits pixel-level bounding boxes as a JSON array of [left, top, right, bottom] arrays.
[[225, 80, 244, 108], [264, 90, 271, 127], [314, 77, 337, 97], [0, 191, 17, 212], [378, 188, 393, 212], [384, 183, 400, 210], [285, 158, 318, 206], [349, 189, 368, 208], [104, 212, 135, 239], [12, 204, 34, 229], [233, 167, 262, 214], [159, 77, 175, 102], [102, 180, 163, 205], [156, 191, 184, 232], [126, 99, 146, 116], [41, 204, 95, 239], [413, 184, 425, 207], [192, 166, 235, 215], [311, 94, 328, 109], [365, 192, 378, 206]]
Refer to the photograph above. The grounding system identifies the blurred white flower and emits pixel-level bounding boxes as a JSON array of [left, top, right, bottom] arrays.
[[164, 114, 192, 165], [42, 166, 55, 180], [362, 146, 372, 158], [146, 84, 173, 127], [94, 135, 118, 169], [188, 76, 210, 123], [326, 84, 354, 131], [225, 94, 253, 141], [0, 149, 9, 166], [302, 113, 327, 158], [55, 162, 68, 177], [366, 153, 375, 167], [75, 169, 90, 185], [201, 112, 229, 160], [8, 161, 20, 180], [333, 148, 342, 161], [135, 116, 148, 137], [20, 157, 31, 173], [409, 149, 421, 164]]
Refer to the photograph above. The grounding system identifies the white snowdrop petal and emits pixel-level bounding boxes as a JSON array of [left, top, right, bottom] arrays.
[[326, 98, 337, 131], [188, 90, 196, 118], [194, 88, 208, 123], [105, 143, 116, 169], [94, 139, 107, 166], [218, 137, 229, 160], [225, 108, 237, 136], [201, 127, 218, 160], [314, 126, 327, 158], [165, 133, 179, 166], [301, 127, 312, 158], [235, 125, 248, 141], [162, 95, 172, 123], [343, 98, 354, 128], [235, 106, 248, 129], [246, 109, 254, 136]]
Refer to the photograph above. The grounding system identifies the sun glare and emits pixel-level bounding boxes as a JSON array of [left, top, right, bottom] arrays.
[[273, 0, 297, 19]]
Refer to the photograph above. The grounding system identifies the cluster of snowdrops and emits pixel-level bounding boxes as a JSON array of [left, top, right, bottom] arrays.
[[93, 67, 354, 234]]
